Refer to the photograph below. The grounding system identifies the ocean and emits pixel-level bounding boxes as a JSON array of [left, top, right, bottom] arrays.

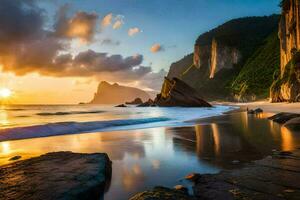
[[0, 104, 235, 141]]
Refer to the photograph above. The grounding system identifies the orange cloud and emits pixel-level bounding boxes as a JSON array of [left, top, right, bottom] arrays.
[[128, 27, 141, 36], [101, 13, 113, 27], [113, 20, 122, 29], [150, 43, 164, 53], [54, 7, 98, 42]]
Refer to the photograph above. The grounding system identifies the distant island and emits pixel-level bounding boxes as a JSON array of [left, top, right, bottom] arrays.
[[89, 81, 150, 104]]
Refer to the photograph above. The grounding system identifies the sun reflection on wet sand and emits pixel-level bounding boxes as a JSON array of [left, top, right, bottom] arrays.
[[211, 123, 220, 155], [1, 142, 10, 154], [281, 126, 294, 151], [0, 109, 9, 127]]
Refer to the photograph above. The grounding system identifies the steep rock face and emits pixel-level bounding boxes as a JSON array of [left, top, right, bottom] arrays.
[[279, 0, 300, 73], [154, 77, 212, 107], [167, 15, 279, 100], [270, 0, 300, 102], [193, 39, 241, 79], [90, 81, 150, 104]]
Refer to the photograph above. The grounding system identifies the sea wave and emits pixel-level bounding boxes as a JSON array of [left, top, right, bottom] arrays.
[[36, 110, 105, 116], [0, 117, 170, 141]]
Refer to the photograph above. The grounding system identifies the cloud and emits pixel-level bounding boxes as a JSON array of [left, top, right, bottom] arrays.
[[150, 43, 164, 53], [128, 27, 141, 36], [101, 13, 113, 27], [54, 6, 98, 42], [0, 0, 162, 91], [101, 13, 124, 29], [113, 15, 124, 29], [101, 38, 120, 46], [113, 20, 123, 29]]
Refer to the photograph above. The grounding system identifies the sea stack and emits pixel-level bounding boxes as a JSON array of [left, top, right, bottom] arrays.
[[154, 77, 212, 107], [90, 81, 150, 104]]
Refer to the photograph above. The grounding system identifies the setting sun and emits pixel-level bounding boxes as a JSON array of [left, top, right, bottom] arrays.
[[0, 88, 12, 98]]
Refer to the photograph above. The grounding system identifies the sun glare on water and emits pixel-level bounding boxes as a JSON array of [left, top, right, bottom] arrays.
[[0, 88, 12, 99]]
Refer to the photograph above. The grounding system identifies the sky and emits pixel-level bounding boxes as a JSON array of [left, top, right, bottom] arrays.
[[0, 0, 281, 104]]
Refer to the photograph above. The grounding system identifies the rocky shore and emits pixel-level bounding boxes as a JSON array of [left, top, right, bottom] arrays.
[[0, 151, 112, 200]]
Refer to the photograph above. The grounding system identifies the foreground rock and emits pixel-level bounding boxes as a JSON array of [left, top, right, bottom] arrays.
[[0, 151, 112, 200], [126, 98, 143, 105], [130, 186, 195, 200], [154, 77, 212, 107]]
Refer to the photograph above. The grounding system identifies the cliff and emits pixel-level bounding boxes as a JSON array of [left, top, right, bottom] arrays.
[[279, 0, 300, 72], [271, 0, 300, 102], [167, 15, 280, 100], [90, 81, 150, 104]]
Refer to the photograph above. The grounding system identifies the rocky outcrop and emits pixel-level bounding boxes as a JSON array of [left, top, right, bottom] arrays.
[[0, 151, 112, 200], [126, 97, 143, 105], [270, 0, 300, 102], [154, 77, 212, 107], [90, 81, 150, 104]]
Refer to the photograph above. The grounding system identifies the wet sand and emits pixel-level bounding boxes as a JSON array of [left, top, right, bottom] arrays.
[[1, 111, 300, 199]]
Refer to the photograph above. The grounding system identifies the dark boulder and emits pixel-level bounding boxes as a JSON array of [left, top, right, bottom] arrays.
[[154, 77, 212, 107], [126, 98, 143, 105], [0, 151, 112, 200], [115, 104, 127, 107], [8, 155, 22, 161], [247, 108, 263, 114], [268, 112, 300, 124]]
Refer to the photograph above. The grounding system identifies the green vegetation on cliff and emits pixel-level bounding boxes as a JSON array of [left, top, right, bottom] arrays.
[[231, 31, 280, 100]]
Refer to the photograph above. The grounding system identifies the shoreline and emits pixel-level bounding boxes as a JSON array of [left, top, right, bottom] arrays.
[[212, 101, 300, 114]]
